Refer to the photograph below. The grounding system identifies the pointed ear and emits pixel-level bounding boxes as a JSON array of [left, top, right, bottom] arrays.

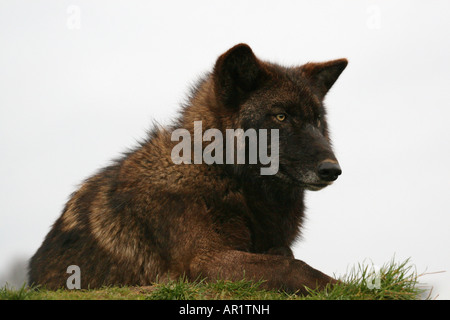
[[300, 59, 348, 99], [213, 43, 269, 108]]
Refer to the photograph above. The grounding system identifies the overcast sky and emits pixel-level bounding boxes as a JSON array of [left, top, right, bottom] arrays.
[[1, 0, 449, 299]]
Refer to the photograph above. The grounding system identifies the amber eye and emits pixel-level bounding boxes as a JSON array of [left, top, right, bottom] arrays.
[[275, 113, 286, 122]]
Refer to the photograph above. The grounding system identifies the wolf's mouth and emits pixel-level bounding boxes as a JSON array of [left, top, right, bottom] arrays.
[[278, 166, 332, 191], [302, 182, 332, 191]]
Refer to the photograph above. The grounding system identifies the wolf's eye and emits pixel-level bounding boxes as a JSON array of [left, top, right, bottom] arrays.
[[275, 113, 287, 122]]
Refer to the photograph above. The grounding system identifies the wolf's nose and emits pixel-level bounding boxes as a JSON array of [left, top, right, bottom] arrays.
[[317, 161, 342, 182]]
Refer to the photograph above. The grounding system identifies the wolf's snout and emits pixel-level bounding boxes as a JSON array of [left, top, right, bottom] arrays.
[[317, 161, 342, 182]]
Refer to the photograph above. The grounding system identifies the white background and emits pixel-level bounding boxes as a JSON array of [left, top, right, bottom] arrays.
[[1, 0, 449, 299]]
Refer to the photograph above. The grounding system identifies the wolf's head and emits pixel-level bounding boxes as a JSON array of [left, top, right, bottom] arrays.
[[211, 44, 347, 191]]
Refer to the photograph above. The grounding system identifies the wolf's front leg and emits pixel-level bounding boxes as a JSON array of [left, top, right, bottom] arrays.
[[265, 246, 294, 258], [189, 250, 337, 294]]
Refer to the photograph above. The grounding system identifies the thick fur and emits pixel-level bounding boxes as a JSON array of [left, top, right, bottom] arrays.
[[29, 44, 347, 293]]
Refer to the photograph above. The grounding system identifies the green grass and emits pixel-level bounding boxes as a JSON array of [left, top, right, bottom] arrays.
[[0, 258, 430, 300], [304, 258, 428, 300]]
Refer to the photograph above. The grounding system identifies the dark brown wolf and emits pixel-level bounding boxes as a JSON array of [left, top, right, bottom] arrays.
[[29, 44, 347, 293]]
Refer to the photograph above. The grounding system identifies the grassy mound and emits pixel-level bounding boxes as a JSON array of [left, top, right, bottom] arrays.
[[0, 258, 429, 300]]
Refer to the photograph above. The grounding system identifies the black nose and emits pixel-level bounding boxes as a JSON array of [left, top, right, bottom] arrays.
[[317, 161, 342, 182]]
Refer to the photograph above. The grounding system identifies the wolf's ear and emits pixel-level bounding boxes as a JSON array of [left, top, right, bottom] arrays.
[[213, 44, 269, 108], [300, 59, 348, 99]]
